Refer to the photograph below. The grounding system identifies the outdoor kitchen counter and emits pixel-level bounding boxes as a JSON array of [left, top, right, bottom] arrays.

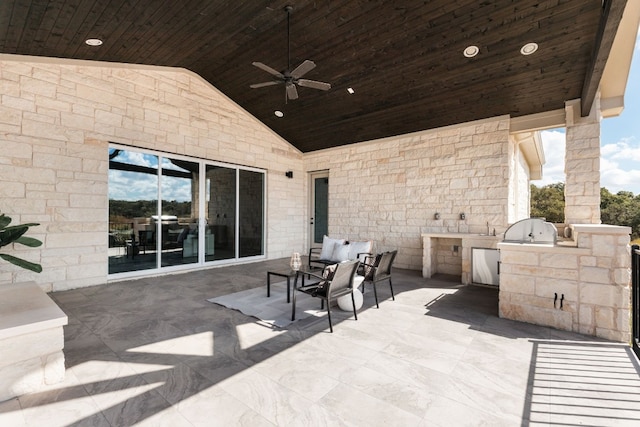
[[421, 233, 501, 284]]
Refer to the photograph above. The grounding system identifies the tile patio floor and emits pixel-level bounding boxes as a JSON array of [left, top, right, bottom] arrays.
[[2, 258, 640, 426]]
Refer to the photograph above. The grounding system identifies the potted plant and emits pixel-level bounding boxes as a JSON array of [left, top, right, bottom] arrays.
[[0, 213, 42, 273]]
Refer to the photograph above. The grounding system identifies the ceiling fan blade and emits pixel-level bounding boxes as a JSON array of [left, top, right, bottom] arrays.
[[252, 62, 283, 78], [297, 79, 331, 91], [286, 83, 298, 100], [250, 81, 281, 88], [290, 60, 316, 78]]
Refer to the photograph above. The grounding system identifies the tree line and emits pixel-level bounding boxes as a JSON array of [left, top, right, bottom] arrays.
[[531, 183, 640, 240], [109, 199, 191, 222]]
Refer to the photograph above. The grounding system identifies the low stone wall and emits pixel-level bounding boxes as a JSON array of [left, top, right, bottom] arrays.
[[0, 282, 68, 401], [498, 224, 631, 342]]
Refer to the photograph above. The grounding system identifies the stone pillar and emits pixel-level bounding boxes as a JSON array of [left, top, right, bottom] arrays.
[[563, 98, 601, 224]]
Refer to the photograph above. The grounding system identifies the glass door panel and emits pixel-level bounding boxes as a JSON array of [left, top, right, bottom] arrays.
[[206, 165, 236, 261], [160, 157, 199, 267], [108, 149, 159, 274], [311, 172, 329, 245], [239, 170, 264, 257]]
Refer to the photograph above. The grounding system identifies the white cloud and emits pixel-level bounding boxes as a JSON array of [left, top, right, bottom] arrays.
[[532, 129, 566, 187], [600, 138, 640, 194], [533, 131, 640, 195], [601, 137, 640, 160]]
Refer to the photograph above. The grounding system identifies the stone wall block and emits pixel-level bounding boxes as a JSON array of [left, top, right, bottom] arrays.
[[579, 304, 593, 326], [579, 267, 611, 284], [594, 306, 615, 330], [580, 283, 620, 306], [500, 251, 539, 266], [540, 252, 578, 269], [534, 278, 578, 300]]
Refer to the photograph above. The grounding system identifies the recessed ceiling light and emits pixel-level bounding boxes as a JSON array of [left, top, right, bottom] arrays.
[[85, 38, 103, 46], [347, 87, 355, 94], [463, 45, 479, 58], [520, 42, 538, 55], [274, 110, 284, 118]]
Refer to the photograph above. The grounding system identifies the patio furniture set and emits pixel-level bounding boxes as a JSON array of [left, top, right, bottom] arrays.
[[267, 236, 397, 332]]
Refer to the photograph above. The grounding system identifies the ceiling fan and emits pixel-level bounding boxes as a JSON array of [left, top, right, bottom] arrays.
[[250, 5, 331, 101]]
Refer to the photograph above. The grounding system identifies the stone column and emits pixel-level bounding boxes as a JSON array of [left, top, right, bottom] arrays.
[[564, 98, 601, 224]]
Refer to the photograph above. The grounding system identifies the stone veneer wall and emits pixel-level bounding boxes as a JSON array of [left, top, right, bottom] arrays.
[[304, 116, 512, 270], [0, 56, 305, 291], [498, 224, 631, 342], [564, 99, 601, 224]]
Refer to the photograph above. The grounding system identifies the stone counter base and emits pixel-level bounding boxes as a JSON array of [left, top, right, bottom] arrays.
[[498, 224, 631, 343]]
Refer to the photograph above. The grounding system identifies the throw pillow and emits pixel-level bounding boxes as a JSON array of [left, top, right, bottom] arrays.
[[348, 240, 373, 262], [319, 235, 345, 260], [331, 242, 351, 262]]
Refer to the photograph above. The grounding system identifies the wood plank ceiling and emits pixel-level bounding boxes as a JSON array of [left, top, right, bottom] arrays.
[[0, 0, 611, 152]]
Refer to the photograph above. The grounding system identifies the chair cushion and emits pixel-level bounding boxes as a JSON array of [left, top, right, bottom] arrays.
[[319, 235, 345, 260], [331, 242, 351, 262], [348, 240, 373, 262]]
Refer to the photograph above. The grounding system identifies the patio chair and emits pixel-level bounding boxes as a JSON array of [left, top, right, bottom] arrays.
[[361, 250, 397, 308], [291, 259, 360, 333]]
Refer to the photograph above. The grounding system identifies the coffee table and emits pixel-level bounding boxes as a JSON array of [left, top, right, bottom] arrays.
[[267, 266, 318, 303]]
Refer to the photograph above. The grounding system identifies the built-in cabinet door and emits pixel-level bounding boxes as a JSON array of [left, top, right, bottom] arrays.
[[472, 248, 500, 286], [309, 171, 329, 247]]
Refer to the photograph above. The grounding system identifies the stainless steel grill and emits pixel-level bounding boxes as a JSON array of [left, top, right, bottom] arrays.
[[503, 218, 557, 244]]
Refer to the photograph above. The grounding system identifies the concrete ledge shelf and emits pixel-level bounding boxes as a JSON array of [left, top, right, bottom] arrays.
[[0, 281, 68, 402]]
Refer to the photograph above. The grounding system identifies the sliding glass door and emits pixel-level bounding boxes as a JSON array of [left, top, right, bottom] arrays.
[[239, 170, 264, 257], [108, 149, 159, 274], [206, 165, 236, 261], [108, 146, 265, 276], [160, 157, 199, 268]]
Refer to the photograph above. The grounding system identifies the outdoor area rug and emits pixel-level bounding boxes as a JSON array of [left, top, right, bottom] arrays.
[[207, 281, 326, 328]]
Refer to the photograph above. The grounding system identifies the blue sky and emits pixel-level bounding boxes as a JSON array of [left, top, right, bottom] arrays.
[[534, 29, 640, 195], [108, 150, 193, 202]]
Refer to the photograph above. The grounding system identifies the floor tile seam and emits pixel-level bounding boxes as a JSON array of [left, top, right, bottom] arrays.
[[79, 376, 155, 427], [0, 401, 28, 427], [448, 362, 532, 396], [328, 324, 397, 352], [269, 369, 341, 405], [425, 394, 524, 424], [438, 383, 529, 422], [338, 371, 435, 420], [301, 334, 382, 363], [216, 368, 315, 425], [318, 382, 424, 426], [213, 341, 266, 371]]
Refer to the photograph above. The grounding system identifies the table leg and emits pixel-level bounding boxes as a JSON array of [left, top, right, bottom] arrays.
[[267, 272, 271, 298], [286, 277, 290, 303], [291, 272, 299, 321]]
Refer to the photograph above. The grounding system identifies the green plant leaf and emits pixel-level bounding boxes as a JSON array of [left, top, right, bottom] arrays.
[[0, 226, 28, 247], [0, 253, 42, 273], [0, 214, 11, 229], [15, 236, 43, 247], [2, 223, 40, 230]]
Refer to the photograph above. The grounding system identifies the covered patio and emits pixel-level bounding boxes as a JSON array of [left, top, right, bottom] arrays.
[[2, 1, 640, 424], [2, 259, 640, 426]]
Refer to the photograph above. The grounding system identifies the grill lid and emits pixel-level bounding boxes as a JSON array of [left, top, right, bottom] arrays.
[[503, 218, 557, 244]]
